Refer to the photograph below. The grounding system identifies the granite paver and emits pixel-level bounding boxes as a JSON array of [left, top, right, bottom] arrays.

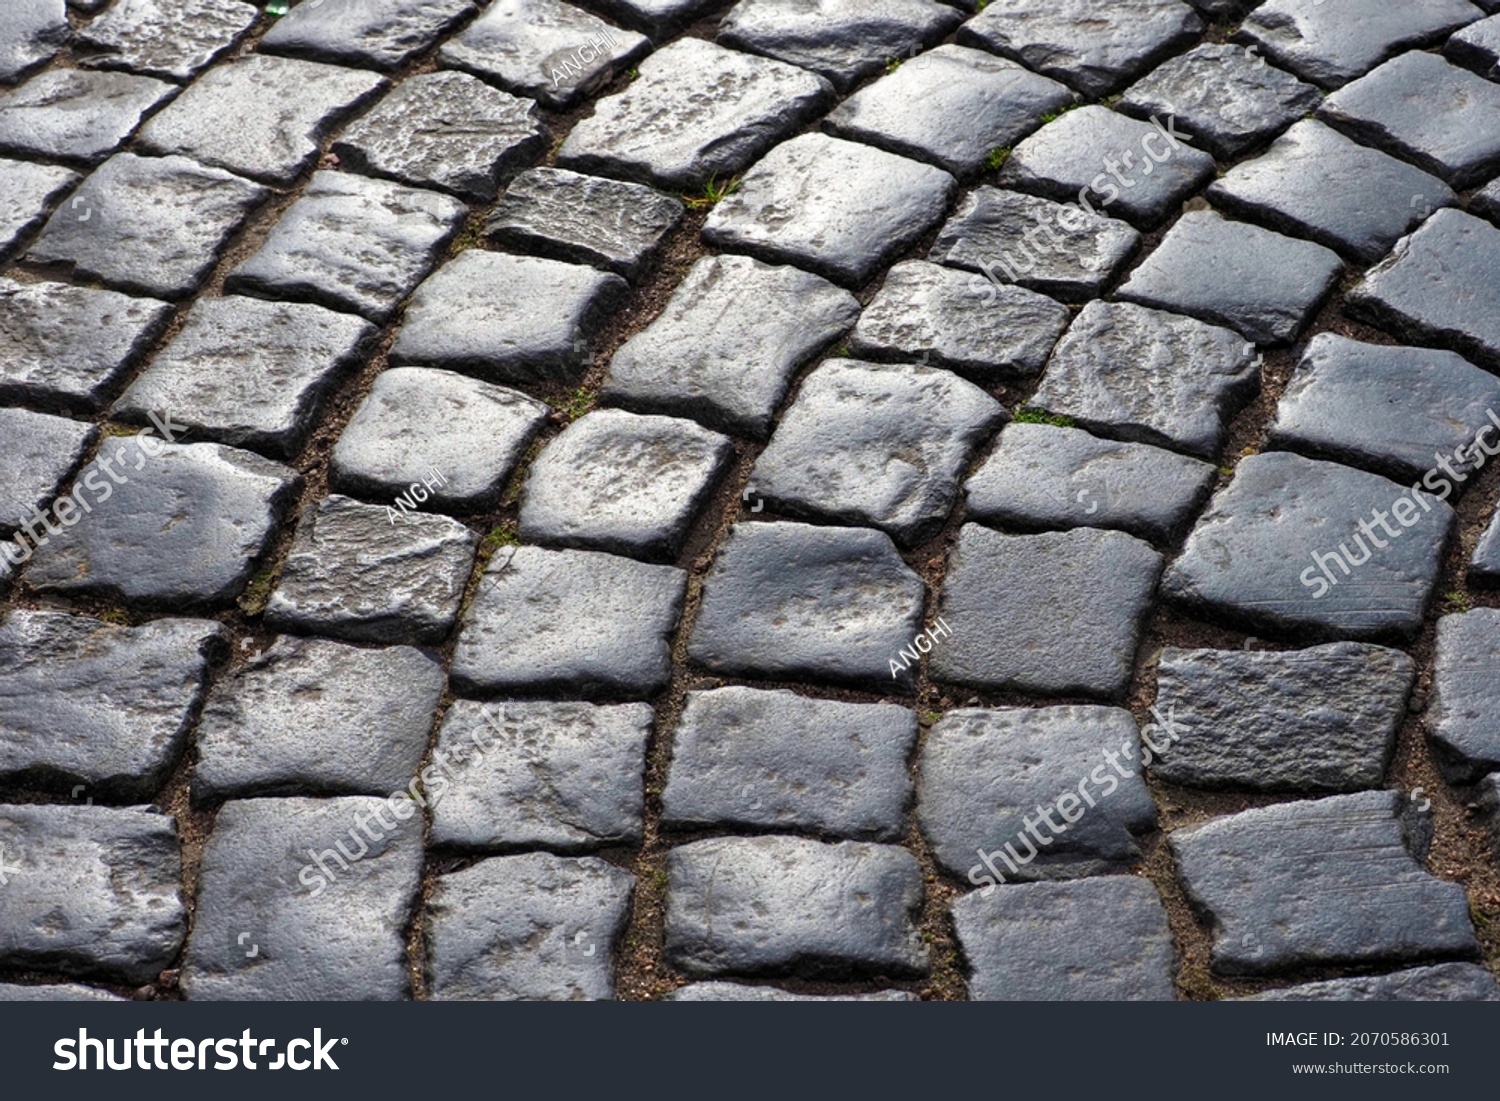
[[0, 70, 176, 165]]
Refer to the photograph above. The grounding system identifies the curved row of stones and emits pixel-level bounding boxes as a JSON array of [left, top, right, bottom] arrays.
[[3, 0, 1500, 1001]]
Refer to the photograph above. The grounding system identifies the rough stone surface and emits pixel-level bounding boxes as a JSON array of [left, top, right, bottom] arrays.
[[260, 0, 476, 71], [0, 278, 171, 413], [138, 55, 385, 187], [0, 406, 95, 528], [928, 187, 1141, 304], [602, 254, 859, 437], [747, 359, 1002, 546], [1428, 609, 1500, 782], [665, 836, 928, 977], [1318, 51, 1500, 189], [717, 0, 961, 92], [0, 70, 175, 165], [662, 687, 917, 841], [958, 0, 1203, 97], [452, 545, 686, 699], [75, 0, 256, 81], [1117, 43, 1322, 161], [440, 0, 649, 109], [330, 367, 550, 513], [1030, 303, 1260, 461], [519, 408, 732, 562], [181, 797, 422, 1001], [688, 522, 926, 690], [486, 167, 684, 279], [1117, 210, 1343, 345], [1267, 333, 1500, 482], [964, 422, 1215, 543], [931, 524, 1163, 699], [556, 37, 832, 190], [193, 637, 444, 803], [848, 260, 1069, 381], [0, 983, 124, 1001], [427, 699, 652, 851], [1447, 13, 1500, 78], [390, 249, 627, 384], [669, 983, 916, 1001], [1473, 176, 1500, 225], [265, 494, 479, 646], [425, 853, 633, 1000], [25, 441, 300, 612], [0, 160, 77, 260], [1163, 451, 1454, 642], [1152, 643, 1415, 791], [702, 132, 955, 288], [1248, 963, 1500, 1002], [1001, 105, 1215, 229], [333, 71, 548, 202], [1171, 791, 1477, 975], [0, 611, 220, 800], [227, 170, 466, 323], [1348, 209, 1500, 372], [1209, 119, 1456, 264], [954, 877, 1176, 1000], [587, 0, 718, 36], [27, 153, 269, 300], [0, 0, 68, 85], [114, 296, 377, 460], [823, 45, 1072, 177], [1470, 505, 1500, 582], [0, 804, 183, 984], [918, 707, 1156, 881], [1236, 0, 1483, 88]]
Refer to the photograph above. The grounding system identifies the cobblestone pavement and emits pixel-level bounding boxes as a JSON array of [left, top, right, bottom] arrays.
[[3, 0, 1500, 1003]]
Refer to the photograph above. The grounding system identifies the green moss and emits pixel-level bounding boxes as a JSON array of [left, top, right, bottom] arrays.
[[556, 387, 595, 421], [480, 525, 520, 556], [1443, 590, 1474, 614], [885, 56, 902, 73], [1012, 407, 1075, 428], [237, 565, 279, 616], [985, 146, 1011, 170]]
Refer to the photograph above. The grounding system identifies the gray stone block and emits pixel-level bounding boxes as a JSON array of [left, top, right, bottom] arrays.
[[1428, 609, 1500, 782], [519, 408, 732, 562], [602, 254, 859, 438], [918, 706, 1156, 882], [1152, 643, 1415, 792], [25, 441, 300, 612], [964, 422, 1215, 543], [194, 637, 444, 803], [390, 249, 627, 385], [931, 524, 1163, 699], [28, 153, 269, 300], [662, 687, 917, 841], [427, 699, 651, 851], [747, 358, 1002, 546], [1170, 791, 1477, 974], [265, 494, 479, 645], [954, 877, 1176, 1000], [0, 70, 175, 164], [330, 366, 549, 513], [181, 797, 422, 1001], [76, 0, 256, 81], [1163, 451, 1454, 642], [1247, 963, 1500, 1001], [452, 544, 685, 699], [687, 521, 926, 691], [228, 170, 466, 323], [665, 836, 928, 977], [0, 407, 96, 531], [260, 0, 476, 71], [426, 853, 633, 1000], [0, 610, 220, 801], [0, 804, 184, 984], [556, 37, 832, 191]]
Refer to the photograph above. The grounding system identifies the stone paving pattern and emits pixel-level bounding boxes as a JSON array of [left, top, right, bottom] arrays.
[[2, 0, 1500, 1003]]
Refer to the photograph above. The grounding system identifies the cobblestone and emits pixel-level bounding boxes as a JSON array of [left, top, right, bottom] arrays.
[[0, 70, 176, 165]]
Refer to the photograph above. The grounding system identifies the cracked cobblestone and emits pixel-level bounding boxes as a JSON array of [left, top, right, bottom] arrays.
[[7, 0, 1500, 1006]]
